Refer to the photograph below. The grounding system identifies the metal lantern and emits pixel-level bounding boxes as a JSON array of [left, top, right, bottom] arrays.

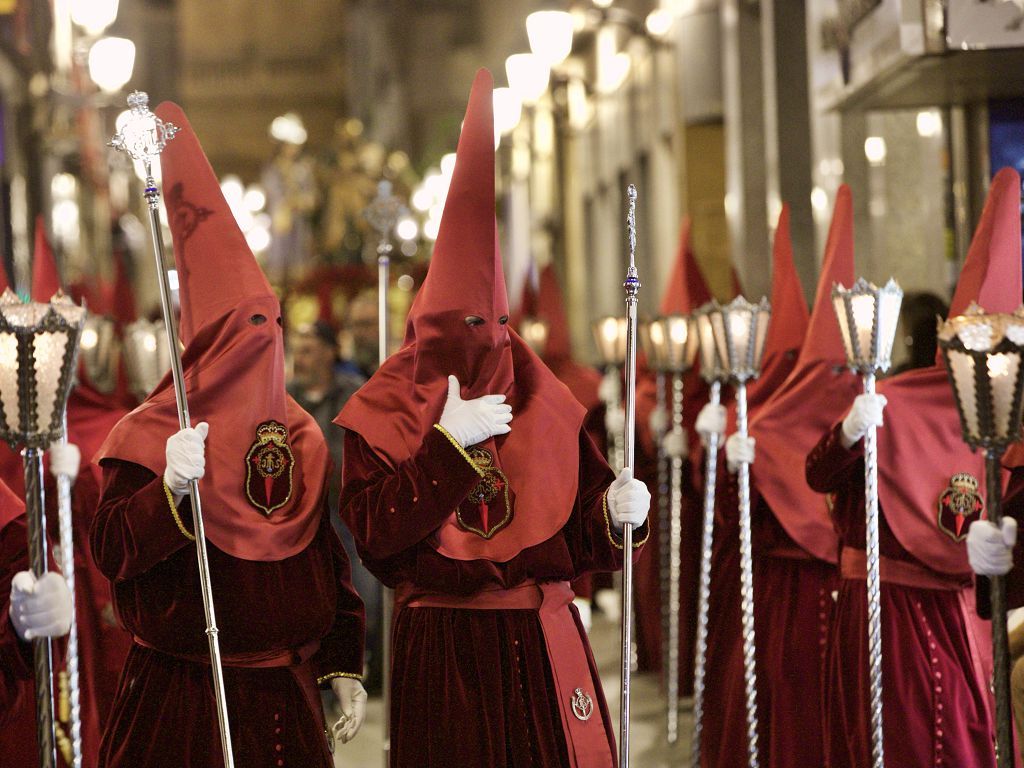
[[938, 303, 1024, 768], [640, 312, 697, 743], [691, 300, 729, 765], [709, 296, 771, 383], [831, 275, 903, 768], [0, 288, 86, 768], [593, 315, 629, 367], [832, 277, 903, 375], [708, 294, 771, 768], [122, 318, 172, 400], [519, 317, 550, 356], [78, 315, 119, 394], [642, 314, 698, 375]]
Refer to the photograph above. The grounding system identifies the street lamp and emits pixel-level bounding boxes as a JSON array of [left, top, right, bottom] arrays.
[[938, 303, 1024, 768], [708, 295, 771, 768], [87, 37, 136, 93], [526, 11, 575, 66], [831, 276, 903, 768], [641, 313, 697, 743], [690, 302, 729, 764], [0, 289, 86, 768], [505, 53, 551, 106]]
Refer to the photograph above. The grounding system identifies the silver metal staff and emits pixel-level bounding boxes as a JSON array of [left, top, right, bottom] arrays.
[[618, 183, 641, 767], [363, 180, 404, 768], [832, 278, 902, 768], [110, 91, 235, 768], [56, 414, 82, 768], [689, 304, 727, 766], [709, 296, 771, 768]]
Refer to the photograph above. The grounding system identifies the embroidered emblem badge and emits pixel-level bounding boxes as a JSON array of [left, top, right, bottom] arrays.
[[571, 688, 594, 722], [456, 448, 513, 539], [244, 421, 294, 516], [937, 473, 985, 542]]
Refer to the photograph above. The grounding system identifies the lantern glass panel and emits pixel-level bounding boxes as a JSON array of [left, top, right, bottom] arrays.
[[709, 310, 729, 375], [0, 332, 16, 432], [877, 283, 903, 370], [664, 314, 691, 372], [850, 293, 877, 365], [33, 331, 69, 432], [695, 310, 717, 375], [123, 319, 171, 399], [947, 350, 980, 442], [752, 307, 770, 372], [833, 293, 856, 365], [593, 316, 626, 366], [989, 351, 1020, 440], [80, 316, 118, 394], [640, 318, 668, 371]]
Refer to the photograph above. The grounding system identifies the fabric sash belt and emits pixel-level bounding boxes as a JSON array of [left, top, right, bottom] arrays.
[[840, 547, 970, 591], [763, 545, 814, 561], [396, 580, 615, 768], [131, 636, 327, 744]]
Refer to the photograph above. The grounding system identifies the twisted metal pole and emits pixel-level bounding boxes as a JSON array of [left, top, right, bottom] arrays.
[[364, 180, 402, 768], [736, 383, 761, 768], [55, 416, 82, 768], [619, 184, 641, 768], [666, 370, 684, 744], [111, 92, 235, 768], [655, 371, 671, 741], [862, 373, 884, 768], [24, 447, 56, 768], [690, 380, 721, 766], [985, 449, 1013, 768]]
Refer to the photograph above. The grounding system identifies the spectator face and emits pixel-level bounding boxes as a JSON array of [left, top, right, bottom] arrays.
[[291, 334, 336, 390]]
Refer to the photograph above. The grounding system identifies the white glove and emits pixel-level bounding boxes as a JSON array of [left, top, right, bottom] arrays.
[[607, 467, 650, 531], [438, 375, 512, 448], [605, 406, 625, 437], [967, 518, 1017, 577], [662, 428, 688, 460], [598, 371, 620, 404], [840, 393, 887, 448], [49, 442, 80, 482], [649, 406, 668, 438], [725, 433, 756, 473], [695, 403, 727, 447], [164, 422, 209, 498], [9, 571, 72, 641], [330, 677, 367, 745]]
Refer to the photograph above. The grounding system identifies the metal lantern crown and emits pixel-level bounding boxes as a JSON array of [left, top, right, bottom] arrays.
[[0, 289, 87, 449], [122, 318, 172, 400], [708, 296, 771, 382], [641, 314, 698, 374], [519, 317, 550, 357], [593, 315, 628, 367], [832, 277, 903, 374], [79, 315, 119, 394], [938, 303, 1024, 451]]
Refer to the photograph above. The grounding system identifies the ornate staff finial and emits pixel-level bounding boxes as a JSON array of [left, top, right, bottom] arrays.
[[625, 184, 640, 291], [109, 91, 178, 166]]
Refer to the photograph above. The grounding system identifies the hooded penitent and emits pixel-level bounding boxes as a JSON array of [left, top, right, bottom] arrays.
[[336, 69, 585, 563], [725, 204, 808, 432], [97, 102, 328, 562], [747, 186, 861, 564], [875, 167, 1022, 574], [513, 264, 601, 413], [0, 478, 22, 530]]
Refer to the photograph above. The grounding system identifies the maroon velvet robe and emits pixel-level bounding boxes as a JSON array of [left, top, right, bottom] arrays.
[[0, 515, 32, 723], [706, 469, 837, 768], [807, 423, 996, 768], [90, 460, 365, 768], [340, 426, 646, 767]]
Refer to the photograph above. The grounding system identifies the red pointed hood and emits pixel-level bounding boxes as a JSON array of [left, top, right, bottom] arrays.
[[743, 204, 808, 410], [31, 217, 61, 300], [533, 264, 600, 412], [337, 70, 586, 563], [660, 218, 713, 315], [748, 186, 860, 563], [877, 168, 1022, 575], [98, 102, 327, 562]]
